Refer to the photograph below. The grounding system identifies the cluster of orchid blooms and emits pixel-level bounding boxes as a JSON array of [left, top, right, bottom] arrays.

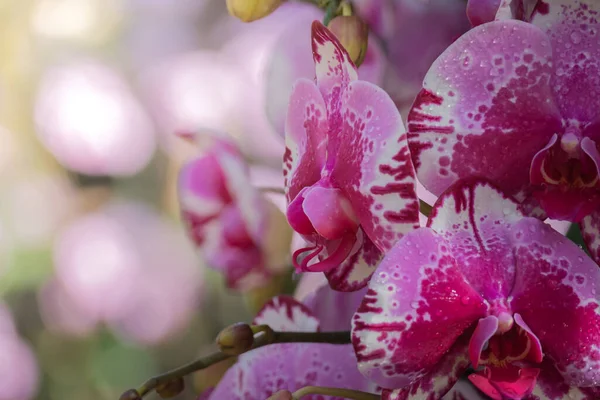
[[122, 0, 600, 399]]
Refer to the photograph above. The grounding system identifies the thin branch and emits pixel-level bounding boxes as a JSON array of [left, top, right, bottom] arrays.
[[292, 386, 379, 400], [122, 329, 351, 399], [259, 186, 286, 195]]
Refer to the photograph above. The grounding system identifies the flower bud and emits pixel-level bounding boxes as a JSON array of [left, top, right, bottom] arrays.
[[226, 0, 283, 23], [267, 390, 294, 400], [119, 389, 142, 400], [156, 378, 185, 399], [216, 322, 254, 355], [327, 16, 369, 67]]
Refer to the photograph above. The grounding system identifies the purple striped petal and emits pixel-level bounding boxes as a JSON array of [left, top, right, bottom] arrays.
[[529, 0, 600, 123], [284, 78, 328, 203], [351, 228, 487, 389], [253, 296, 320, 332], [324, 230, 383, 291], [467, 0, 501, 26], [331, 80, 420, 253], [581, 210, 600, 264], [407, 21, 562, 203], [381, 334, 471, 400], [208, 343, 377, 400], [530, 358, 600, 400], [311, 21, 358, 109], [428, 179, 524, 301], [509, 217, 600, 387]]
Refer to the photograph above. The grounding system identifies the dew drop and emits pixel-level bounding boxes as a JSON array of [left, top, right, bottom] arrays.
[[571, 31, 582, 44], [410, 301, 419, 309]]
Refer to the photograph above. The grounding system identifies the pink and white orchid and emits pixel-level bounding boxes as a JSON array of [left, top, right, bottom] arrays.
[[207, 294, 378, 399], [407, 1, 600, 264], [179, 135, 291, 291], [352, 179, 600, 400], [284, 21, 419, 292]]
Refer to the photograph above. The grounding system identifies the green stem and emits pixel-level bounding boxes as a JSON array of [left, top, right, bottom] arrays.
[[292, 386, 379, 400], [123, 330, 351, 399]]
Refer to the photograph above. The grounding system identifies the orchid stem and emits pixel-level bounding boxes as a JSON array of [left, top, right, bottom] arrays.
[[274, 330, 350, 344], [292, 386, 379, 400], [122, 329, 351, 399], [419, 199, 433, 217], [259, 186, 286, 195]]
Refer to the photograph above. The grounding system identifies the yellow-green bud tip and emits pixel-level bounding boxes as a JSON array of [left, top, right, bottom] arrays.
[[216, 322, 254, 355], [327, 16, 369, 67], [119, 389, 142, 400], [226, 0, 284, 23]]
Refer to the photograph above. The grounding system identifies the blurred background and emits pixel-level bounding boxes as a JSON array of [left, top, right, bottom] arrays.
[[0, 0, 308, 398]]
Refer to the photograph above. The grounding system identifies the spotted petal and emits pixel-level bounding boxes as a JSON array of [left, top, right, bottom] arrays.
[[428, 179, 524, 302], [253, 296, 320, 333], [311, 21, 358, 107], [351, 228, 487, 389], [332, 80, 420, 254], [529, 0, 600, 123], [580, 210, 600, 264], [208, 343, 377, 400], [530, 358, 600, 400], [508, 217, 600, 387], [407, 21, 562, 203], [381, 334, 471, 400], [284, 78, 328, 203]]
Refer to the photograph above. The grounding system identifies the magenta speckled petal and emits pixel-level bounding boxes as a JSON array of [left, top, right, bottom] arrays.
[[428, 179, 523, 301], [529, 0, 600, 123], [324, 230, 383, 291], [253, 296, 320, 332], [467, 0, 501, 26], [284, 78, 328, 203], [382, 334, 471, 400], [332, 80, 420, 253], [580, 210, 600, 264], [351, 228, 487, 389], [407, 20, 562, 201], [530, 358, 600, 400], [311, 21, 358, 109], [208, 343, 377, 400], [508, 217, 600, 387], [302, 285, 367, 331]]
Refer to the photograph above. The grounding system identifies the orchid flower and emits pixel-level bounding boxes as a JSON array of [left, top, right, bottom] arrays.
[[352, 179, 600, 400], [407, 0, 600, 264], [179, 135, 291, 291], [207, 294, 378, 399], [284, 21, 419, 292]]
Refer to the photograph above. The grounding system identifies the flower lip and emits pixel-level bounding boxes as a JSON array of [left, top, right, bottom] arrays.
[[287, 178, 361, 273], [530, 132, 600, 221]]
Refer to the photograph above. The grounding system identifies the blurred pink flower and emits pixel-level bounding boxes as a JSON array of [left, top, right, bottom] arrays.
[[35, 61, 156, 176], [0, 304, 39, 400], [179, 135, 291, 291], [355, 0, 470, 115], [47, 201, 203, 344]]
